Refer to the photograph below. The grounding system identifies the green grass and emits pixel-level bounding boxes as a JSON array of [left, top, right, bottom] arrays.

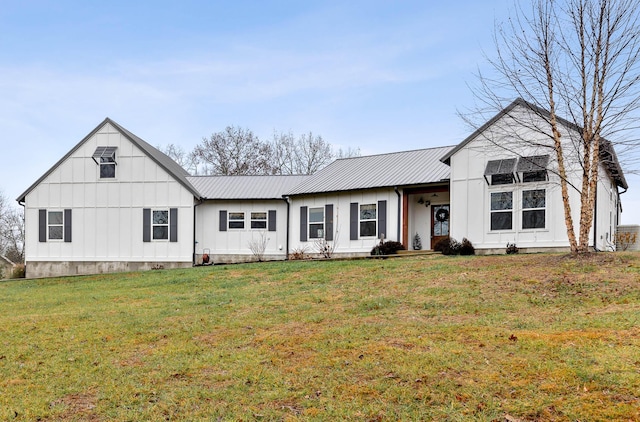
[[1, 253, 639, 421]]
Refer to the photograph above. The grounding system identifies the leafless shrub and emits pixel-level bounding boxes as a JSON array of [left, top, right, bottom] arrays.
[[248, 232, 269, 262]]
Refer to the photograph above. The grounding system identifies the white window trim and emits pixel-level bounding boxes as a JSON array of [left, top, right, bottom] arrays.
[[250, 211, 268, 230], [152, 209, 170, 241], [359, 203, 377, 237], [308, 207, 324, 239], [521, 189, 547, 231], [489, 190, 514, 232], [228, 211, 245, 230], [48, 210, 64, 241]]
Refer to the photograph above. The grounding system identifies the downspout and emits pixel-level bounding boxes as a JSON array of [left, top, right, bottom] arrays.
[[394, 187, 401, 242], [193, 198, 204, 266], [284, 196, 290, 260], [593, 187, 599, 251]]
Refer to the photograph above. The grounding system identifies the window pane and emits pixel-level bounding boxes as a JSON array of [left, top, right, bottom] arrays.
[[360, 221, 376, 237], [153, 210, 169, 224], [491, 192, 512, 210], [229, 212, 244, 220], [491, 174, 514, 185], [309, 208, 324, 223], [229, 221, 245, 229], [100, 163, 116, 178], [153, 226, 168, 240], [49, 226, 63, 240], [523, 171, 547, 182], [100, 156, 115, 164], [523, 210, 545, 229], [523, 189, 545, 209], [309, 223, 324, 239], [434, 220, 449, 236], [48, 211, 63, 225], [491, 211, 512, 230], [251, 212, 266, 220], [360, 204, 376, 220], [251, 221, 267, 229]]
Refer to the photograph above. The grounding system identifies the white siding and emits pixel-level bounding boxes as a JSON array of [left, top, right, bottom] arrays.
[[24, 123, 194, 269], [289, 189, 400, 256], [448, 107, 601, 251], [195, 199, 289, 262]]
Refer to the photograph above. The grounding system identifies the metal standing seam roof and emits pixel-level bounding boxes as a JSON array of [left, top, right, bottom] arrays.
[[440, 98, 628, 190], [187, 175, 311, 200], [17, 118, 201, 202], [285, 145, 455, 196]]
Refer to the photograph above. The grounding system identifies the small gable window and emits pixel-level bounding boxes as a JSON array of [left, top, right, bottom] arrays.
[[92, 146, 117, 179], [517, 155, 549, 183], [484, 158, 517, 185]]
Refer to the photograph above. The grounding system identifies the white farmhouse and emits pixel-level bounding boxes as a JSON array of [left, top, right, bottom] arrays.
[[17, 99, 628, 277]]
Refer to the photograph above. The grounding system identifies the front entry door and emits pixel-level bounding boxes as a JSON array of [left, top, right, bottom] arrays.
[[431, 204, 450, 249]]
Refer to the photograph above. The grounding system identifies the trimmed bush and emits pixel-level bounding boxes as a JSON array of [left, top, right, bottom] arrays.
[[506, 243, 519, 254], [434, 237, 475, 256], [460, 238, 476, 255], [371, 240, 406, 256]]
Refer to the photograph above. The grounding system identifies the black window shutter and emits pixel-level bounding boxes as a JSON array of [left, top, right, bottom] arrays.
[[300, 206, 308, 241], [325, 204, 334, 241], [39, 209, 47, 243], [378, 200, 387, 239], [219, 210, 227, 231], [143, 208, 151, 242], [170, 208, 178, 242], [268, 210, 277, 232], [64, 209, 72, 243], [350, 202, 358, 240]]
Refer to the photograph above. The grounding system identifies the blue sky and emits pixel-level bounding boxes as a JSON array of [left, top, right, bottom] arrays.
[[2, 1, 639, 224]]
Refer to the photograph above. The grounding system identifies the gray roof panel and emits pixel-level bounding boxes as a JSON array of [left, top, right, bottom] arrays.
[[188, 175, 310, 199], [285, 146, 454, 196]]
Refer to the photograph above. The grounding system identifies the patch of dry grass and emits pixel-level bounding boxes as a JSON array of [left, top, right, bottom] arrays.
[[0, 253, 639, 420]]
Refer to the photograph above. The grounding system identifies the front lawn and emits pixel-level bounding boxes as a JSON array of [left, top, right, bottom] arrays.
[[1, 253, 638, 420]]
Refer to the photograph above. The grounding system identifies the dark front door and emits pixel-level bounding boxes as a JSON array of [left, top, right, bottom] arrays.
[[431, 204, 450, 249]]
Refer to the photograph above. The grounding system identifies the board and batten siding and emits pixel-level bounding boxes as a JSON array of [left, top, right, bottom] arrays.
[[23, 123, 195, 277], [447, 107, 618, 251], [194, 199, 289, 263], [288, 189, 399, 256]]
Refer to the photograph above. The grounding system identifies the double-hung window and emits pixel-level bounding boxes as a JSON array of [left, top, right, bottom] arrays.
[[152, 210, 169, 240], [228, 212, 245, 229], [360, 203, 377, 237], [251, 212, 267, 229], [48, 211, 64, 240], [309, 207, 324, 239], [522, 189, 546, 229], [490, 192, 513, 231]]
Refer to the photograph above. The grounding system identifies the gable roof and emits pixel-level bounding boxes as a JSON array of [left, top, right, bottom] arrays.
[[187, 175, 310, 200], [440, 98, 628, 189], [17, 118, 200, 202], [285, 146, 454, 196]]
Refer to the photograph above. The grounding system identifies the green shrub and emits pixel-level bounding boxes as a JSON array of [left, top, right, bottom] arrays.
[[371, 240, 405, 256], [435, 237, 475, 256], [459, 238, 476, 255], [506, 243, 519, 254]]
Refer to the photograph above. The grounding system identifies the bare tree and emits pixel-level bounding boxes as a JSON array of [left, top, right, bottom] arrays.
[[466, 0, 640, 254], [156, 143, 201, 175], [194, 126, 273, 175], [0, 191, 24, 263], [270, 131, 358, 175]]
